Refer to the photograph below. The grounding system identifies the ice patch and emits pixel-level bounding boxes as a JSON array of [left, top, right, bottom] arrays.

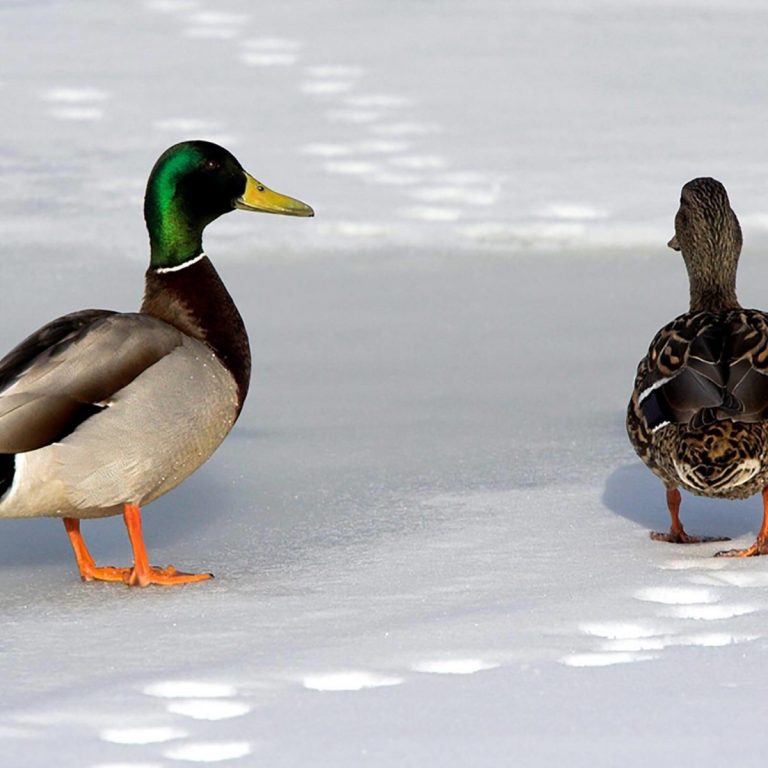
[[166, 700, 250, 721], [302, 671, 403, 691], [143, 681, 237, 699], [411, 659, 499, 675], [400, 206, 461, 222], [100, 726, 187, 745], [560, 652, 657, 667], [163, 742, 252, 762], [634, 587, 718, 605]]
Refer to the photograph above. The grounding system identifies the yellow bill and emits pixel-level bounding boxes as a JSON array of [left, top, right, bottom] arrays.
[[235, 172, 314, 217]]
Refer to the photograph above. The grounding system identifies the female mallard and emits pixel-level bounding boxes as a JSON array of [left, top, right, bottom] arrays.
[[627, 177, 768, 557], [0, 140, 313, 585]]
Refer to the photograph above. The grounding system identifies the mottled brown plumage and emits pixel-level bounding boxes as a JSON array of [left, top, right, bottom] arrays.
[[627, 177, 768, 556]]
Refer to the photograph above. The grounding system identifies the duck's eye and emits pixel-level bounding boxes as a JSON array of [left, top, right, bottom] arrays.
[[204, 159, 220, 171]]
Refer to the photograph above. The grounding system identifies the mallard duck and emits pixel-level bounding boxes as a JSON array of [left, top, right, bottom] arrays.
[[627, 177, 768, 557], [0, 140, 313, 585]]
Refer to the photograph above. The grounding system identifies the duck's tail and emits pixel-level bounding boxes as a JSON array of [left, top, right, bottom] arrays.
[[673, 421, 765, 494]]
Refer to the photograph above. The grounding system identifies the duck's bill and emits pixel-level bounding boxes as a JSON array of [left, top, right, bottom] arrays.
[[235, 172, 314, 217], [668, 234, 680, 251]]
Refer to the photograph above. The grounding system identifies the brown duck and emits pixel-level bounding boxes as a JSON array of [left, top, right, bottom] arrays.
[[627, 177, 768, 557], [0, 141, 313, 585]]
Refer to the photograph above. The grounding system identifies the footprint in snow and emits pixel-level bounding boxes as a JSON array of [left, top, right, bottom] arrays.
[[302, 671, 403, 692], [240, 38, 301, 67], [43, 87, 109, 121], [183, 11, 249, 40]]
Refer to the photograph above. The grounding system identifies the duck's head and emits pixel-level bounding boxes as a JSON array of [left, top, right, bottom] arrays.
[[145, 140, 313, 270], [668, 177, 742, 312]]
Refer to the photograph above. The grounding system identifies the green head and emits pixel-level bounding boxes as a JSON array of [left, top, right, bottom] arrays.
[[144, 140, 314, 270]]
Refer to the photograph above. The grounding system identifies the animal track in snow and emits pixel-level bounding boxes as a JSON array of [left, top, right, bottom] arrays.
[[662, 603, 757, 620], [399, 206, 461, 222], [144, 680, 250, 719], [302, 671, 403, 691], [183, 12, 249, 39], [318, 222, 392, 238], [323, 160, 381, 176], [100, 726, 188, 745], [634, 586, 718, 605], [536, 203, 608, 221], [560, 651, 657, 667], [144, 681, 237, 699], [43, 87, 109, 120], [166, 700, 250, 721], [658, 558, 730, 571], [410, 659, 499, 675], [240, 38, 301, 67], [389, 154, 448, 170], [409, 186, 499, 206]]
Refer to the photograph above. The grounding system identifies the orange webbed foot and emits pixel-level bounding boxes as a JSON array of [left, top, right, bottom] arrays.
[[715, 541, 768, 558], [63, 507, 213, 588], [124, 565, 213, 587]]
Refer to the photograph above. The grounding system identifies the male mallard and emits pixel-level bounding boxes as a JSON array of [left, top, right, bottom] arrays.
[[627, 177, 768, 557], [0, 140, 313, 585]]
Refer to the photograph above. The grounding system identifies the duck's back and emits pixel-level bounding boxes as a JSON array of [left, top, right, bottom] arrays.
[[628, 309, 768, 497]]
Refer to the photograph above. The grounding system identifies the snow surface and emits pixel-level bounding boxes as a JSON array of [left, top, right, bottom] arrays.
[[3, 0, 768, 766]]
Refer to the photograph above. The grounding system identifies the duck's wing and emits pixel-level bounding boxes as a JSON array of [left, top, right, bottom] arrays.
[[635, 310, 768, 431], [0, 311, 184, 452], [722, 309, 768, 421]]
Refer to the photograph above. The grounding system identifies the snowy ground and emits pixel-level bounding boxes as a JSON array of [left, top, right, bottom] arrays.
[[4, 1, 768, 766]]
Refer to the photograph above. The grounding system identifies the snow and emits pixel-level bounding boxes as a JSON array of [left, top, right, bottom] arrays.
[[2, 0, 768, 766]]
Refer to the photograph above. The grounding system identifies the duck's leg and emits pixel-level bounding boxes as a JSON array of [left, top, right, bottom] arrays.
[[122, 503, 213, 586], [715, 487, 768, 557], [650, 488, 731, 544], [63, 518, 131, 582]]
